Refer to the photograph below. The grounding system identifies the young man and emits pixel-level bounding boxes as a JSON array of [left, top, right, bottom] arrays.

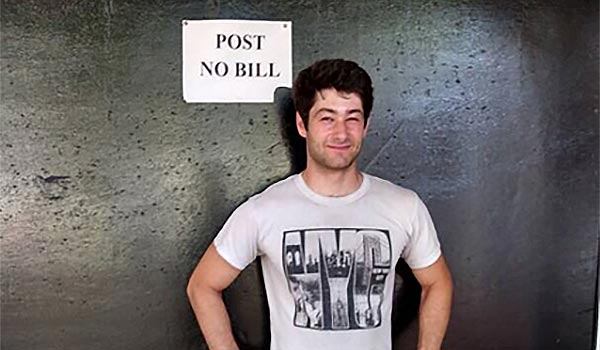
[[187, 59, 453, 350]]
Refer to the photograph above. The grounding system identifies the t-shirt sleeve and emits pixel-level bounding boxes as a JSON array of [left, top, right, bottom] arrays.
[[401, 193, 442, 269], [212, 199, 260, 270]]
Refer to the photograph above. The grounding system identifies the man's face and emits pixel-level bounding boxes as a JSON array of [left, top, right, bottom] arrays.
[[296, 88, 368, 171]]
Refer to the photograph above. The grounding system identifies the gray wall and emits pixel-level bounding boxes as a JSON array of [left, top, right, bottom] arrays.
[[1, 1, 598, 349]]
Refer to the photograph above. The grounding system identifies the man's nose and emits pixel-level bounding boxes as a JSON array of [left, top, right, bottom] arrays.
[[331, 120, 349, 140]]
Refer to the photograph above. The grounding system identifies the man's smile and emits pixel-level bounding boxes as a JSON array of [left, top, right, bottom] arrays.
[[327, 144, 352, 151]]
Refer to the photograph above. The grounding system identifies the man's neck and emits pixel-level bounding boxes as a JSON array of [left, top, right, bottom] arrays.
[[301, 164, 363, 197]]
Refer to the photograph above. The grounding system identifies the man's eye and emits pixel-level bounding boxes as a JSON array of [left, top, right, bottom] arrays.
[[321, 117, 333, 122]]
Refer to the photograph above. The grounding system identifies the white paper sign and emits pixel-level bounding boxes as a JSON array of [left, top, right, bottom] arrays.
[[182, 19, 292, 103]]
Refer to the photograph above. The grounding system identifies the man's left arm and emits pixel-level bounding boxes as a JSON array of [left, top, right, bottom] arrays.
[[412, 255, 453, 350]]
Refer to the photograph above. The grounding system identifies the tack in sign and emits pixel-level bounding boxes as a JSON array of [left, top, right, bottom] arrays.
[[182, 20, 292, 103]]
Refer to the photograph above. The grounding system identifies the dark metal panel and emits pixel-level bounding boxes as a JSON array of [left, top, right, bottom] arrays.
[[0, 1, 597, 349]]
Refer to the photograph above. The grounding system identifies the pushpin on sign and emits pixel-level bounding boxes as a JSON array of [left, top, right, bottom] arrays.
[[182, 20, 292, 103]]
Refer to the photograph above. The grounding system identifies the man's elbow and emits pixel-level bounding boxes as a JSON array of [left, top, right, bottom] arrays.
[[186, 275, 197, 301], [437, 262, 453, 292], [442, 268, 453, 290], [444, 268, 454, 297], [186, 278, 195, 299], [186, 273, 208, 301], [421, 271, 453, 297], [187, 273, 221, 302]]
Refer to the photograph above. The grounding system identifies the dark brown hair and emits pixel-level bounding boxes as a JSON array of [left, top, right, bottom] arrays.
[[292, 59, 374, 128]]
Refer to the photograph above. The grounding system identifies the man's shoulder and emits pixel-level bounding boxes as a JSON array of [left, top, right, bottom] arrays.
[[364, 172, 419, 202], [248, 174, 299, 205]]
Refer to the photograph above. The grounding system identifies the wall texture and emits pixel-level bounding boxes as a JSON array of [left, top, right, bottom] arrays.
[[1, 1, 598, 349]]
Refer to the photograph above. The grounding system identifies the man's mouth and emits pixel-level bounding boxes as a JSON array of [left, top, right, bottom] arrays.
[[327, 145, 351, 151]]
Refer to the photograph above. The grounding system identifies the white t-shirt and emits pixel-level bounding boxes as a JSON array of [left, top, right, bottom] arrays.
[[214, 172, 441, 350]]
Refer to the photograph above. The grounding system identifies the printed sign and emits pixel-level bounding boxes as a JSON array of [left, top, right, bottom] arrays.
[[182, 19, 292, 103]]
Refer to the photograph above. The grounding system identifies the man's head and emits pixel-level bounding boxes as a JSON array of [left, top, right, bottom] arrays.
[[292, 59, 373, 129], [291, 59, 374, 172]]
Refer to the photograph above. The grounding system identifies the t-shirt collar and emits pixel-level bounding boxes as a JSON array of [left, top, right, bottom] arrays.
[[294, 172, 370, 206]]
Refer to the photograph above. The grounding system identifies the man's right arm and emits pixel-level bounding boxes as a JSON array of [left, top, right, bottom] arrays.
[[187, 243, 242, 350]]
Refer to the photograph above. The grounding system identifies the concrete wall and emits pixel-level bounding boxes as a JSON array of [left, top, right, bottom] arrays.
[[1, 1, 598, 349]]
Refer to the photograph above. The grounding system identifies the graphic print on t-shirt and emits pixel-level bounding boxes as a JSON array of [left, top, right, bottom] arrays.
[[282, 228, 392, 331]]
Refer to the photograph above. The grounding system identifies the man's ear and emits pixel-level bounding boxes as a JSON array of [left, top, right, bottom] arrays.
[[296, 112, 307, 138]]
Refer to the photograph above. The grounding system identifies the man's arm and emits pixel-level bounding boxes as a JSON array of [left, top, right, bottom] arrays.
[[187, 244, 242, 350], [412, 255, 453, 350]]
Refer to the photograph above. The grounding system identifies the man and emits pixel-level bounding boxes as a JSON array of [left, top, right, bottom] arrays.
[[187, 59, 453, 350]]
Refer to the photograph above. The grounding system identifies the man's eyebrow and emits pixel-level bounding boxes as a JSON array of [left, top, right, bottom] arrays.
[[314, 108, 364, 115], [347, 109, 364, 115], [314, 107, 336, 115]]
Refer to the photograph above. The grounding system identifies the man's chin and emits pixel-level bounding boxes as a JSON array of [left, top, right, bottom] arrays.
[[309, 150, 360, 171], [321, 158, 357, 171]]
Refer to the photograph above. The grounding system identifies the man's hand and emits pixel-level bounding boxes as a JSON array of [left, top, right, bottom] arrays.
[[187, 244, 242, 350], [412, 255, 453, 350]]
